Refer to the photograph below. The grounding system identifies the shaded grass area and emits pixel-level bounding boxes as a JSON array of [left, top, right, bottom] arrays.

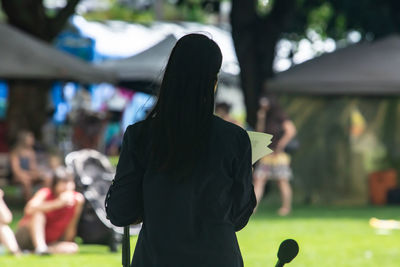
[[1, 202, 400, 266]]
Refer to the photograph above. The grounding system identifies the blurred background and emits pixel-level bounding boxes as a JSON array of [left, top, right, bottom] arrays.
[[0, 0, 400, 266]]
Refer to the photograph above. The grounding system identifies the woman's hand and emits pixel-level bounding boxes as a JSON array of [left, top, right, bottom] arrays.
[[259, 97, 270, 112], [59, 191, 76, 207]]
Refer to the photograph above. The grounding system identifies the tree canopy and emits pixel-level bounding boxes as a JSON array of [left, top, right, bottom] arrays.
[[1, 0, 80, 41], [2, 0, 400, 131]]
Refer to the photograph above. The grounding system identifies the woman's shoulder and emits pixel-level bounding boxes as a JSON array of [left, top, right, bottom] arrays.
[[212, 115, 250, 153], [125, 120, 151, 149], [213, 115, 249, 139], [126, 119, 149, 132], [124, 120, 149, 138]]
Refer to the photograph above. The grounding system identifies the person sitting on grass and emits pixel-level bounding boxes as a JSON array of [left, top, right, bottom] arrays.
[[0, 188, 21, 255], [10, 130, 51, 201], [14, 167, 84, 255]]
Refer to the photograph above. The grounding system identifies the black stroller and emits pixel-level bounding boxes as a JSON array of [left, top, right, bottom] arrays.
[[65, 149, 141, 252]]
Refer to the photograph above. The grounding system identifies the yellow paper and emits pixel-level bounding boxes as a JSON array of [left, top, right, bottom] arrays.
[[247, 131, 273, 164]]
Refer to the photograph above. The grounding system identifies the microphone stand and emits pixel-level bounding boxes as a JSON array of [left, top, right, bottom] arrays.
[[122, 226, 130, 267]]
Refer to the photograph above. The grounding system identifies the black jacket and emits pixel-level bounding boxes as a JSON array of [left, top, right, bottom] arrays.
[[105, 115, 256, 267]]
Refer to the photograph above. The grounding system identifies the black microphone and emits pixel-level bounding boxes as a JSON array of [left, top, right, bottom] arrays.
[[275, 239, 299, 267]]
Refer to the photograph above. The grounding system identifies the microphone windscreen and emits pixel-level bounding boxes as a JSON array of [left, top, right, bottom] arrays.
[[277, 239, 299, 263]]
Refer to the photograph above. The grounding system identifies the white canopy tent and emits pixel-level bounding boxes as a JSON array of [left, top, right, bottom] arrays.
[[99, 34, 239, 89], [71, 15, 240, 79]]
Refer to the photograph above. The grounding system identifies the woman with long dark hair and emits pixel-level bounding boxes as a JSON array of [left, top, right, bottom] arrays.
[[105, 34, 256, 266]]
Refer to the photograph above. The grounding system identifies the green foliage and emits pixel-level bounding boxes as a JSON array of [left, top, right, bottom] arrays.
[[326, 0, 400, 39], [256, 0, 274, 16], [69, 0, 400, 40], [84, 3, 154, 23], [167, 2, 206, 22], [307, 2, 333, 37], [83, 0, 209, 23], [164, 1, 207, 22], [330, 12, 348, 39], [0, 2, 4, 21], [275, 0, 400, 44]]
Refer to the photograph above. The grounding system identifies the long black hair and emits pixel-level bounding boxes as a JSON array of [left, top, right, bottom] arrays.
[[144, 33, 222, 179]]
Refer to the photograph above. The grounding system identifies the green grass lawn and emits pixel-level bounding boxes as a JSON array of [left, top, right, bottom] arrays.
[[1, 203, 400, 267]]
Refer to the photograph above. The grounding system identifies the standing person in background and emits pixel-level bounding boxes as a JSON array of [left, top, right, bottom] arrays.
[[0, 189, 21, 255], [10, 131, 51, 201], [253, 96, 297, 216], [15, 167, 84, 255]]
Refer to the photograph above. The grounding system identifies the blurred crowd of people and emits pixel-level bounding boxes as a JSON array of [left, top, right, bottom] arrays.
[[0, 130, 85, 256], [0, 106, 126, 256], [0, 92, 296, 256]]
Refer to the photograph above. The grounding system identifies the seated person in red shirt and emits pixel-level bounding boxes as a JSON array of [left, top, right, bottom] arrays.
[[15, 167, 84, 254]]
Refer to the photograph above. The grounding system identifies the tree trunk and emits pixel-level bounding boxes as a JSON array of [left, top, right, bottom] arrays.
[[230, 0, 296, 128], [1, 0, 80, 41], [231, 20, 280, 128], [6, 81, 50, 145]]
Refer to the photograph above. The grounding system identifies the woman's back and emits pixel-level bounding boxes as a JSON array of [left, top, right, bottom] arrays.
[[106, 116, 255, 267]]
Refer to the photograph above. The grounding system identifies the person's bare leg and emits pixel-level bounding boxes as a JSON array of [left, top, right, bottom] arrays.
[[253, 169, 270, 213], [48, 241, 78, 254], [253, 176, 268, 205], [29, 212, 48, 253], [277, 179, 292, 216], [17, 176, 33, 202], [0, 224, 21, 255]]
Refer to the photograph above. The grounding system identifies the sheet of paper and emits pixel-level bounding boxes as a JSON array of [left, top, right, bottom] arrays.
[[247, 131, 273, 164]]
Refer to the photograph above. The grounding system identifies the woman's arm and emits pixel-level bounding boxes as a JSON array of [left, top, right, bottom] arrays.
[[231, 131, 257, 232], [255, 109, 267, 132], [274, 120, 297, 153], [24, 189, 65, 215], [105, 126, 144, 227]]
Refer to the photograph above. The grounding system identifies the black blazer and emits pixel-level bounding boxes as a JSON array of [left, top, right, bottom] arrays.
[[105, 115, 256, 267]]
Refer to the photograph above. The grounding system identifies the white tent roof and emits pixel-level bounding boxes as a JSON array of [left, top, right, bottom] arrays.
[[0, 23, 115, 84], [99, 35, 176, 82], [99, 34, 238, 87], [268, 35, 400, 95], [71, 16, 240, 76]]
